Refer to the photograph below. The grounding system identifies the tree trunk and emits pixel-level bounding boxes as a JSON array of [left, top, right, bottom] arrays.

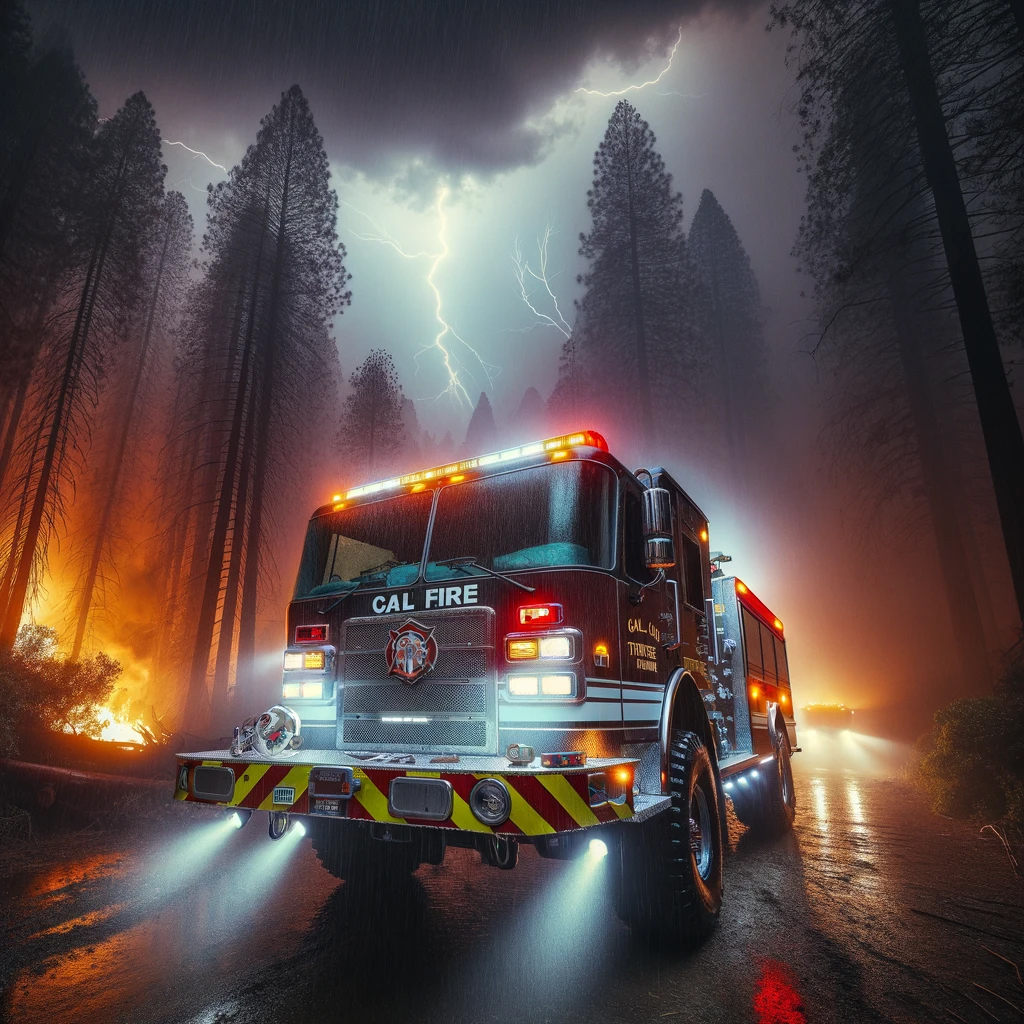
[[888, 269, 992, 687], [0, 271, 58, 492], [70, 219, 172, 661], [235, 103, 297, 701], [0, 217, 112, 647], [209, 372, 258, 721], [184, 189, 273, 722], [624, 127, 654, 450], [890, 0, 1024, 627]]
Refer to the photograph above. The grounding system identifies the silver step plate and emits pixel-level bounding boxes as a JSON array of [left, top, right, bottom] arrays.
[[387, 776, 454, 820]]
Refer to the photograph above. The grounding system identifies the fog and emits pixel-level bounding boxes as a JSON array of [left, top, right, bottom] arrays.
[[18, 0, 1021, 736]]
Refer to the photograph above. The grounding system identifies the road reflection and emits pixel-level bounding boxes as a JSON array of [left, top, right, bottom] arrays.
[[5, 728, 1021, 1024]]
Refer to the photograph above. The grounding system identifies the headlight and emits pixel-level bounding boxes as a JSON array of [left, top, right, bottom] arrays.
[[284, 652, 303, 670], [539, 635, 571, 659], [541, 674, 573, 695], [508, 675, 538, 696], [506, 633, 573, 661], [282, 681, 301, 699], [506, 673, 576, 698], [469, 778, 511, 826], [300, 681, 323, 699]]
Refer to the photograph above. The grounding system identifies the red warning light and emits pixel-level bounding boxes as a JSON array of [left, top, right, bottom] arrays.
[[295, 624, 328, 644], [518, 603, 564, 627]]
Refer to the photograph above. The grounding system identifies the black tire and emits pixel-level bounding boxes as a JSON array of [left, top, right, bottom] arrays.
[[730, 733, 796, 835], [613, 730, 723, 945], [309, 820, 422, 882]]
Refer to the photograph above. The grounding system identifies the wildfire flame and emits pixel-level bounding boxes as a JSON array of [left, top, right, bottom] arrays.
[[95, 706, 148, 744]]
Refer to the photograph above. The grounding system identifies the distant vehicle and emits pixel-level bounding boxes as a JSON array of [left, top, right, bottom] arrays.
[[172, 429, 798, 945], [801, 702, 854, 729]]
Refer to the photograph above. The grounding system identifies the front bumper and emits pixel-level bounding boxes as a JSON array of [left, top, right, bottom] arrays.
[[174, 749, 638, 836]]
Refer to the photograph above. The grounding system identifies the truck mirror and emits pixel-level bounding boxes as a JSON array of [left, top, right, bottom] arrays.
[[641, 487, 676, 569]]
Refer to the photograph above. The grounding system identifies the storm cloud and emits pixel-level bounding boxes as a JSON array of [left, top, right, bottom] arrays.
[[25, 0, 760, 181]]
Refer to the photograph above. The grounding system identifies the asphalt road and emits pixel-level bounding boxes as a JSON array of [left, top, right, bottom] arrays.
[[2, 732, 1023, 1024]]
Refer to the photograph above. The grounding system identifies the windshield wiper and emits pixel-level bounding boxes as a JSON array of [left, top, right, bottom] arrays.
[[354, 558, 402, 581], [436, 556, 535, 593], [315, 560, 412, 615]]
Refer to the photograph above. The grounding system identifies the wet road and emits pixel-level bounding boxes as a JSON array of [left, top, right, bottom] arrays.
[[2, 732, 1023, 1024]]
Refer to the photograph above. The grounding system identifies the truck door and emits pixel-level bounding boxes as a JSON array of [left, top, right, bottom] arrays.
[[618, 482, 676, 734]]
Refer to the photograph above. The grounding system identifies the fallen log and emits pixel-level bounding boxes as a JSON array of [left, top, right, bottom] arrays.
[[0, 758, 172, 824]]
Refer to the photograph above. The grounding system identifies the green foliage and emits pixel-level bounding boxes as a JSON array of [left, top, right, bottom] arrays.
[[916, 643, 1024, 829], [0, 624, 122, 752]]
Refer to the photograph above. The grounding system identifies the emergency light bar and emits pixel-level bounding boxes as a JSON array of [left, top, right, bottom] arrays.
[[335, 429, 608, 503]]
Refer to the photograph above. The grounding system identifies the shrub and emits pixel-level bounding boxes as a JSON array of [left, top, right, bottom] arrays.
[[0, 624, 122, 753], [916, 639, 1024, 830]]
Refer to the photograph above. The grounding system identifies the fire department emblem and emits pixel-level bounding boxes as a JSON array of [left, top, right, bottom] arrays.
[[386, 619, 438, 684]]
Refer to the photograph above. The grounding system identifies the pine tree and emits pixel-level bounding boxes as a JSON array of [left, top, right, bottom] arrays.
[[574, 100, 694, 449], [688, 189, 770, 467], [463, 392, 497, 455], [773, 0, 1024, 625], [510, 386, 547, 441], [0, 91, 164, 649], [0, 35, 95, 487], [69, 191, 193, 660], [181, 85, 350, 725], [338, 349, 406, 481]]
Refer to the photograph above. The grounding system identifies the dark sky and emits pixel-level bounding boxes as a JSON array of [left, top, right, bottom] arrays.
[[27, 0, 760, 180], [25, 0, 1016, 715]]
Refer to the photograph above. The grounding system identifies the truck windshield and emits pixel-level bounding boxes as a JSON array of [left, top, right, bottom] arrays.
[[425, 461, 615, 579], [293, 491, 433, 598]]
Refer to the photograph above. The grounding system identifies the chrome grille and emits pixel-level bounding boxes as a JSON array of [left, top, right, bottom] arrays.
[[342, 648, 488, 681], [344, 719, 488, 748], [342, 682, 487, 715], [338, 607, 495, 754], [342, 612, 492, 650]]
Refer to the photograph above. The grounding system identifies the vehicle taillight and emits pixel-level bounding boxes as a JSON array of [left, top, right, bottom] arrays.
[[295, 624, 328, 644], [518, 603, 563, 627]]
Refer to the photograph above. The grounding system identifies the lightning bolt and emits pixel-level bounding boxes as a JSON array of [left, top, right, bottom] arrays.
[[345, 187, 500, 406], [162, 140, 228, 174], [574, 26, 683, 97], [511, 226, 571, 339]]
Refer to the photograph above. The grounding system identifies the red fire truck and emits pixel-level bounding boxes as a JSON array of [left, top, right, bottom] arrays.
[[174, 429, 797, 944]]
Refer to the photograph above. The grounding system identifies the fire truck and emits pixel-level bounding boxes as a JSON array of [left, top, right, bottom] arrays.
[[174, 429, 797, 943]]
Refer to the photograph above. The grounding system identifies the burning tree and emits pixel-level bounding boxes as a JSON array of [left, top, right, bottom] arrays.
[[0, 91, 165, 650], [69, 192, 193, 661]]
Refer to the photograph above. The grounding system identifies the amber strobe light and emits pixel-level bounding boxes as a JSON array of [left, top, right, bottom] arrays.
[[335, 429, 608, 502]]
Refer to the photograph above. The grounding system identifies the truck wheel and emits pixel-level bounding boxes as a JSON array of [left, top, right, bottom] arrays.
[[614, 730, 723, 945], [731, 734, 796, 835], [309, 820, 421, 882]]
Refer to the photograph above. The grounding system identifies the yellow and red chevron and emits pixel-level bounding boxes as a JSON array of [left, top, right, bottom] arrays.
[[174, 758, 634, 835]]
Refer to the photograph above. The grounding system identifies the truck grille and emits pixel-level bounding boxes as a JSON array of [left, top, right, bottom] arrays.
[[338, 607, 495, 754]]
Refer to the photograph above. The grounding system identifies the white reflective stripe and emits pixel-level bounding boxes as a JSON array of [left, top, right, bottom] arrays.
[[622, 688, 663, 702], [289, 706, 337, 722], [624, 702, 662, 722], [498, 701, 623, 723]]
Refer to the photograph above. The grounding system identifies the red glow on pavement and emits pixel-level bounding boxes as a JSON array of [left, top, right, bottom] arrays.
[[753, 960, 806, 1024]]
